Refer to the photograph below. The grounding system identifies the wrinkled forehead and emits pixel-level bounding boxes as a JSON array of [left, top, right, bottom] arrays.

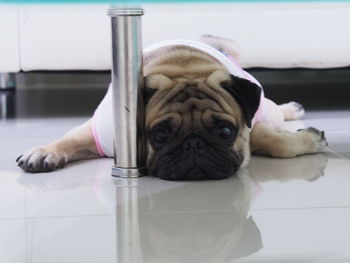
[[146, 81, 242, 130]]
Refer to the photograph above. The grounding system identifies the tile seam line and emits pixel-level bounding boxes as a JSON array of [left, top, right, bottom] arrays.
[[0, 210, 241, 219], [0, 214, 115, 221], [324, 148, 350, 160], [252, 206, 350, 211], [2, 206, 350, 220], [326, 131, 350, 133], [136, 206, 350, 214], [83, 206, 350, 215]]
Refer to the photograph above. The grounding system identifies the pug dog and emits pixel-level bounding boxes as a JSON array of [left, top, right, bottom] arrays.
[[16, 35, 328, 180]]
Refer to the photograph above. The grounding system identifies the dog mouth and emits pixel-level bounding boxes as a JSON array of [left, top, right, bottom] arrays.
[[151, 151, 241, 181]]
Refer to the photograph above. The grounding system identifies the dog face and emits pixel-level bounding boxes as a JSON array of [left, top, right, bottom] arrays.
[[144, 48, 261, 180]]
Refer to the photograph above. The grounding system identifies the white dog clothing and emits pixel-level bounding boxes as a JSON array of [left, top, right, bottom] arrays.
[[91, 40, 265, 157]]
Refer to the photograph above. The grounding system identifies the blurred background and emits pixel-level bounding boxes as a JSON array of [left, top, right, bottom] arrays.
[[1, 2, 350, 118]]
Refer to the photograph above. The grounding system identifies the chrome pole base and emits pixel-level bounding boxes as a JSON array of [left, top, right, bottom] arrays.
[[111, 166, 147, 178], [0, 73, 16, 90]]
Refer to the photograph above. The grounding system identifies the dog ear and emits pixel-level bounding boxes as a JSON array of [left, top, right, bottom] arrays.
[[220, 75, 261, 128], [143, 77, 157, 105]]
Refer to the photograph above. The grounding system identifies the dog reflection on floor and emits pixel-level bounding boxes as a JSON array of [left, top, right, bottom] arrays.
[[18, 153, 328, 262]]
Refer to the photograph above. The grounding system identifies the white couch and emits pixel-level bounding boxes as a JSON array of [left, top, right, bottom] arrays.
[[1, 2, 350, 73]]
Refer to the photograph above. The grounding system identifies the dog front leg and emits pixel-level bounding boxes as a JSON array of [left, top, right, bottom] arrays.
[[250, 122, 328, 158], [17, 119, 100, 173]]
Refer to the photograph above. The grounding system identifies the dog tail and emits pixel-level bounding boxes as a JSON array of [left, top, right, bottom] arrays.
[[200, 34, 240, 61]]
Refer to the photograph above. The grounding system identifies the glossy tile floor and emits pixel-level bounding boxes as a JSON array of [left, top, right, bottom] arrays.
[[1, 111, 350, 263]]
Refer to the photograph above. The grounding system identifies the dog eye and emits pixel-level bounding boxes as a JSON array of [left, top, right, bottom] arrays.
[[152, 126, 171, 145], [215, 122, 236, 140], [219, 126, 233, 139]]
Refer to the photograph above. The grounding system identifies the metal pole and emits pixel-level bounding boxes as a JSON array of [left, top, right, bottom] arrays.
[[0, 91, 15, 119], [114, 178, 142, 262], [0, 73, 16, 90], [108, 8, 146, 178]]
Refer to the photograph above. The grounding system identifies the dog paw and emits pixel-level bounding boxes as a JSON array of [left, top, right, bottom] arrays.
[[16, 146, 67, 173], [298, 127, 328, 152], [280, 101, 305, 120]]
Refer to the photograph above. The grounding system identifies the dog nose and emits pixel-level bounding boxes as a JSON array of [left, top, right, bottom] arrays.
[[183, 135, 205, 152]]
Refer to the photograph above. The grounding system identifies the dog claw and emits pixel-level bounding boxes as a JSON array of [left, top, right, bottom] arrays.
[[43, 161, 51, 172], [58, 158, 66, 169], [16, 155, 23, 162]]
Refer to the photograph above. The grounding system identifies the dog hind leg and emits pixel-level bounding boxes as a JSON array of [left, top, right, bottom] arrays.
[[250, 122, 327, 158], [200, 34, 240, 61], [279, 101, 305, 120], [16, 119, 100, 173]]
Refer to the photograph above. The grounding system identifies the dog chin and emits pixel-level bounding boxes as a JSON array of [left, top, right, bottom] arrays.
[[151, 155, 242, 181], [154, 168, 238, 181]]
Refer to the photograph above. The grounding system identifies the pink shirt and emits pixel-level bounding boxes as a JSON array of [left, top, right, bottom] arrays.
[[91, 40, 265, 157]]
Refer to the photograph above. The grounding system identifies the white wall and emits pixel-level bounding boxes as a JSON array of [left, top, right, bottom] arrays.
[[1, 2, 350, 72], [0, 5, 20, 72]]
